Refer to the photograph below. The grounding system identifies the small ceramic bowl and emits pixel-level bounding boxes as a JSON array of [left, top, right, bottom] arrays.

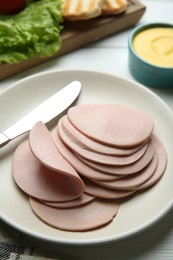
[[128, 23, 173, 88]]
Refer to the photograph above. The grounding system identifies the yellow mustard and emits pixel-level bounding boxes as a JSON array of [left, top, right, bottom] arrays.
[[133, 27, 173, 67]]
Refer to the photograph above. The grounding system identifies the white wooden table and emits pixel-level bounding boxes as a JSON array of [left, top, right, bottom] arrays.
[[1, 1, 173, 259]]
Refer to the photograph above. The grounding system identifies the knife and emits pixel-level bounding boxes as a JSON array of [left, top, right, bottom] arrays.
[[0, 80, 81, 148]]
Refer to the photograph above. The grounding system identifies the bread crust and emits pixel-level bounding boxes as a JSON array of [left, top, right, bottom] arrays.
[[62, 0, 104, 21], [102, 0, 127, 15]]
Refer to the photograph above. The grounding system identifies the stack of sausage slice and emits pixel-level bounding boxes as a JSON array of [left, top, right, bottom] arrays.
[[12, 104, 167, 232], [54, 104, 167, 197]]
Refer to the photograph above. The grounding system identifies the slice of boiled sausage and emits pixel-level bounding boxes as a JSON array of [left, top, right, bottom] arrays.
[[52, 129, 121, 181], [29, 121, 84, 191], [29, 121, 82, 182], [41, 193, 95, 209], [78, 137, 154, 175], [68, 104, 154, 148], [61, 115, 145, 156], [83, 177, 135, 199], [30, 197, 119, 231], [13, 140, 84, 202], [135, 134, 167, 190], [93, 152, 158, 190], [58, 117, 148, 166]]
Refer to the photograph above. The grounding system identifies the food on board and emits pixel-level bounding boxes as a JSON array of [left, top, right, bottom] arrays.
[[0, 0, 128, 63], [102, 0, 127, 15], [0, 0, 63, 63], [62, 0, 104, 21], [62, 0, 127, 20]]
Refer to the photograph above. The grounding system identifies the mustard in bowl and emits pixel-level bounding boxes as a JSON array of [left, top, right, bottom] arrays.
[[128, 23, 173, 88]]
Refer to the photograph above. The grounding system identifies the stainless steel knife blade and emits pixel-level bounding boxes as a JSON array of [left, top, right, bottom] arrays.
[[0, 80, 81, 148]]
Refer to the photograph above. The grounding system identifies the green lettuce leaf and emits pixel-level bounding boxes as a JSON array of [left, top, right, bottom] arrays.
[[0, 0, 63, 63]]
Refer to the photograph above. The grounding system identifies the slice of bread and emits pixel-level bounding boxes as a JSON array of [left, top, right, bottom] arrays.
[[62, 0, 104, 21], [102, 0, 127, 15]]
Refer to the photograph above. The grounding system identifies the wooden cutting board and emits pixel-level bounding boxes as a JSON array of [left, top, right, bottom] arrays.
[[0, 0, 146, 80]]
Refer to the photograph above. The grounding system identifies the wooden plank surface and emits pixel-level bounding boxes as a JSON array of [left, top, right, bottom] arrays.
[[0, 0, 146, 80]]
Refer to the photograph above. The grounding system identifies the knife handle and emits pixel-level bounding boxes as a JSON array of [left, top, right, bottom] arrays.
[[0, 133, 10, 148]]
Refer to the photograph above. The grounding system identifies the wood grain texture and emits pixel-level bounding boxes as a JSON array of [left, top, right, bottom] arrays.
[[0, 0, 145, 80]]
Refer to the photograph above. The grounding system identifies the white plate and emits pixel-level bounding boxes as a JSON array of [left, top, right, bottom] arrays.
[[0, 69, 173, 245]]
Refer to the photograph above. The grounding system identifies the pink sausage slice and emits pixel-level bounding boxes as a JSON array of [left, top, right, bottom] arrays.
[[94, 152, 158, 190], [29, 121, 84, 190], [13, 140, 84, 202], [58, 117, 148, 166], [68, 104, 154, 148], [52, 129, 121, 181], [41, 193, 95, 209], [61, 115, 145, 155], [30, 197, 119, 231], [136, 135, 167, 190], [29, 122, 81, 179], [76, 137, 155, 175], [83, 177, 135, 199]]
